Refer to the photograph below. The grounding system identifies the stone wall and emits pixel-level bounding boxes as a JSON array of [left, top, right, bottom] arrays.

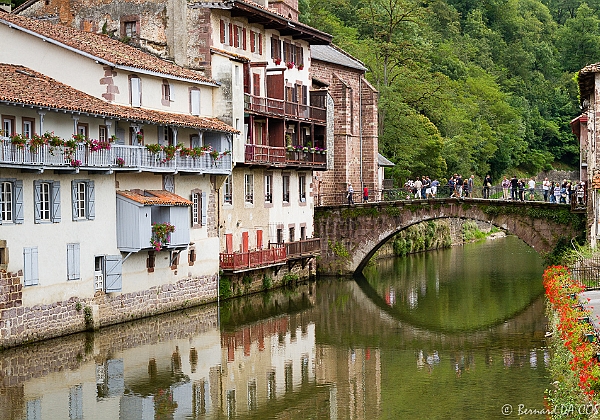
[[0, 270, 218, 350], [311, 60, 379, 205]]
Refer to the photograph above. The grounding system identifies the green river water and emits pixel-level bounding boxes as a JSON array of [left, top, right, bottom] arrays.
[[0, 235, 549, 419]]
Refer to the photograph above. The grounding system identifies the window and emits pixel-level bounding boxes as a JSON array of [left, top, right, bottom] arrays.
[[248, 380, 257, 411], [296, 45, 304, 66], [224, 175, 232, 205], [99, 125, 108, 142], [162, 80, 174, 106], [282, 175, 290, 203], [289, 226, 295, 242], [190, 88, 201, 116], [158, 126, 174, 146], [299, 174, 306, 202], [124, 21, 137, 38], [220, 19, 231, 45], [23, 247, 39, 286], [245, 174, 254, 204], [76, 123, 88, 139], [71, 180, 95, 221], [34, 180, 60, 223], [22, 117, 35, 138], [191, 189, 207, 227], [130, 76, 141, 108], [233, 25, 241, 48], [265, 174, 272, 203], [271, 35, 281, 60], [0, 179, 23, 224], [1, 115, 15, 137], [67, 243, 80, 281], [250, 31, 261, 53]]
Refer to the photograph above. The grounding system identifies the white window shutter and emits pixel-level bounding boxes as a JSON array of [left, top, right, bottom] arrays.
[[191, 90, 201, 116], [87, 181, 95, 220], [131, 77, 141, 108], [14, 180, 23, 224], [105, 255, 123, 292], [201, 191, 208, 226], [52, 181, 61, 223]]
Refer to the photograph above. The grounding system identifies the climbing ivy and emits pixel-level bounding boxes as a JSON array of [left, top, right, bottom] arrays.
[[328, 240, 350, 258], [481, 205, 584, 229]]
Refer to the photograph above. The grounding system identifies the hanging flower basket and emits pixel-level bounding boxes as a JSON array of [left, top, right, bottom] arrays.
[[151, 222, 176, 251]]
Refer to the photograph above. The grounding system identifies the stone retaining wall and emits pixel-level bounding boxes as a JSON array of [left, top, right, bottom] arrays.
[[0, 270, 218, 349]]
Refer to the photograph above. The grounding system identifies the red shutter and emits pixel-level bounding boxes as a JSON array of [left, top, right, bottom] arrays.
[[242, 28, 247, 50], [257, 230, 263, 249], [297, 45, 303, 66], [226, 233, 233, 253], [253, 73, 260, 96], [250, 31, 255, 52], [233, 26, 238, 47], [220, 20, 225, 44], [242, 232, 249, 253], [259, 34, 263, 55], [229, 23, 233, 46], [267, 73, 284, 100]]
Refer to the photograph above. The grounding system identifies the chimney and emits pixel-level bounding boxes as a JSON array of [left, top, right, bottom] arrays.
[[268, 0, 299, 22]]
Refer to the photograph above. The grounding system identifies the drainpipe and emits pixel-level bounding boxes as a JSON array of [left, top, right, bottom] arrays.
[[359, 76, 364, 194]]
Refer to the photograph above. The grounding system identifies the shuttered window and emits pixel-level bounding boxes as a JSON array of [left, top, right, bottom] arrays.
[[34, 180, 60, 223], [130, 76, 141, 108], [0, 179, 23, 224], [71, 180, 95, 221], [191, 190, 207, 228]]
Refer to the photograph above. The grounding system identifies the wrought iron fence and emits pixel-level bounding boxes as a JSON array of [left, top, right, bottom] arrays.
[[571, 257, 600, 290]]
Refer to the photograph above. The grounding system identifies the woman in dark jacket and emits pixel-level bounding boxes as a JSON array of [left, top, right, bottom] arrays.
[[483, 175, 492, 199]]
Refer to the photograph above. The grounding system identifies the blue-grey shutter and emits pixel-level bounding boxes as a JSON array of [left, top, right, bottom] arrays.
[[105, 255, 122, 292], [52, 181, 61, 223], [71, 180, 78, 221], [158, 126, 165, 145], [24, 247, 39, 286], [14, 180, 23, 224], [67, 243, 80, 280], [201, 191, 208, 226], [87, 181, 95, 220], [34, 180, 41, 223], [106, 359, 125, 397]]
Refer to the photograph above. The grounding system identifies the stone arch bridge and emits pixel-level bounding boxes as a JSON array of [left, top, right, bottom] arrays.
[[314, 198, 586, 276]]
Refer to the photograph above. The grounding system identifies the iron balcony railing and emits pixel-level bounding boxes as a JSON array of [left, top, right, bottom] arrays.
[[244, 93, 326, 122], [244, 144, 326, 168], [0, 138, 232, 174]]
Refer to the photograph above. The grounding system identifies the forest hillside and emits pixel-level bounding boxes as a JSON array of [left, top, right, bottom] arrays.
[[300, 0, 600, 183]]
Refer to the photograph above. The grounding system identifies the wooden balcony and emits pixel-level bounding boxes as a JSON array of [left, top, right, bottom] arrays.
[[244, 93, 326, 122], [285, 238, 321, 259], [0, 138, 232, 174], [220, 246, 287, 272], [245, 144, 326, 169], [219, 238, 321, 272]]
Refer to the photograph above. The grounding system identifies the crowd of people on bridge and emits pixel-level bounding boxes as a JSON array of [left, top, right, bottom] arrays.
[[399, 174, 586, 205]]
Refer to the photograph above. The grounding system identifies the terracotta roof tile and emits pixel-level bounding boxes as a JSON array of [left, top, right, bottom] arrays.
[[0, 11, 217, 85], [0, 64, 238, 133], [117, 190, 193, 206]]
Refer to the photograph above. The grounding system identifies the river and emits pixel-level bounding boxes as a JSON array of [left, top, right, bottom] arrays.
[[0, 235, 549, 419]]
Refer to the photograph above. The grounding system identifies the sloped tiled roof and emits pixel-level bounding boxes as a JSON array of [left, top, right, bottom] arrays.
[[0, 64, 238, 133], [311, 45, 367, 71], [117, 190, 193, 206], [0, 11, 217, 85]]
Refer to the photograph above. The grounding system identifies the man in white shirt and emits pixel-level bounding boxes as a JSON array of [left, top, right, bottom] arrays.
[[528, 178, 536, 201]]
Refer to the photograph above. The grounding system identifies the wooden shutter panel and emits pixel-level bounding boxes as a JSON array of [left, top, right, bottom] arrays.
[[257, 229, 263, 249], [229, 23, 233, 46], [242, 28, 246, 50], [259, 34, 262, 55], [297, 45, 304, 66], [105, 255, 122, 292], [242, 231, 248, 253], [24, 247, 39, 286], [14, 180, 24, 224], [253, 73, 260, 97], [233, 25, 239, 47], [52, 181, 61, 222], [87, 180, 95, 220], [71, 180, 78, 221], [250, 31, 255, 52], [226, 233, 233, 253], [67, 243, 80, 280], [220, 20, 225, 44], [201, 191, 208, 226], [191, 89, 201, 116]]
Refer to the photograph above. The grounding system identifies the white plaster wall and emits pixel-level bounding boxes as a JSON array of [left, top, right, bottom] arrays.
[[268, 171, 315, 240]]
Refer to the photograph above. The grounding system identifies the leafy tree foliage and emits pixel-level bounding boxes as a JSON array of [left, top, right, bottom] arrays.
[[304, 0, 589, 183]]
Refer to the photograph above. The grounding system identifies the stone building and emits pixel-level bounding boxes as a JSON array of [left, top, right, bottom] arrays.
[[0, 11, 237, 348], [310, 44, 379, 205]]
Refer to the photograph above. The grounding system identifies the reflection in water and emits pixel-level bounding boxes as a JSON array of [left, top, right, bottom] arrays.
[[0, 236, 550, 419]]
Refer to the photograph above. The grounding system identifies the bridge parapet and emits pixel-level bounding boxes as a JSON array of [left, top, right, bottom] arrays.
[[314, 198, 585, 276]]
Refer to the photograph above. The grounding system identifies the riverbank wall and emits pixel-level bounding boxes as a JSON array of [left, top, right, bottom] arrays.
[[376, 218, 495, 258]]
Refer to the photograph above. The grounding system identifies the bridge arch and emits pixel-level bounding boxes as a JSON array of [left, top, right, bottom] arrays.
[[314, 198, 584, 276]]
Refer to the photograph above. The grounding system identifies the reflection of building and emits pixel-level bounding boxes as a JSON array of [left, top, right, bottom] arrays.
[[315, 346, 381, 419]]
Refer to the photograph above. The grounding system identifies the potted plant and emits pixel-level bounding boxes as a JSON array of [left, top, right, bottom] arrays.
[[297, 64, 304, 70], [286, 61, 295, 69], [150, 222, 176, 251], [10, 133, 27, 149], [115, 157, 125, 167], [274, 57, 282, 65]]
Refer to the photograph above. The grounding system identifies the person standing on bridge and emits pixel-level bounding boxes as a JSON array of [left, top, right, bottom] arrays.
[[347, 183, 354, 205], [501, 176, 510, 200], [542, 177, 550, 202], [510, 175, 519, 200], [483, 174, 492, 199], [363, 186, 369, 203], [528, 177, 536, 201]]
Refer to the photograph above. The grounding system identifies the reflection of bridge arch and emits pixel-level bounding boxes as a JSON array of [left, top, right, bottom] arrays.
[[315, 198, 584, 276]]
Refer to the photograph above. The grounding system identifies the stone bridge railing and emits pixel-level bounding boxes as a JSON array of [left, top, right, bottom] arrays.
[[314, 198, 586, 276]]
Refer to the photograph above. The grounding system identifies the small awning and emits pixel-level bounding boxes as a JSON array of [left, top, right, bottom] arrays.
[[117, 190, 192, 206], [378, 153, 395, 167]]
